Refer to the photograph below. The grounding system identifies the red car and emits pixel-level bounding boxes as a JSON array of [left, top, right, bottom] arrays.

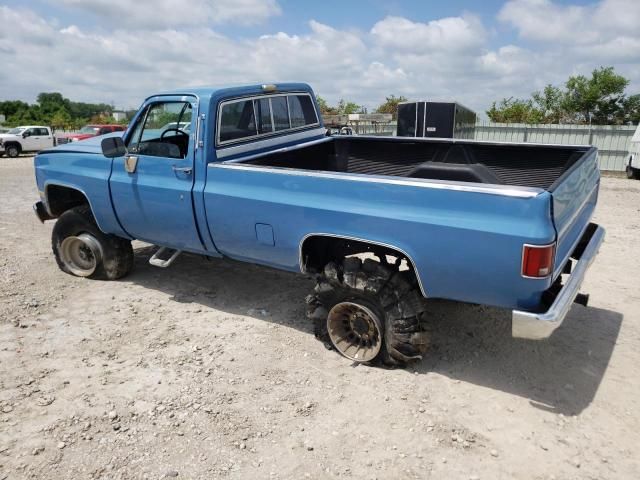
[[59, 124, 126, 144]]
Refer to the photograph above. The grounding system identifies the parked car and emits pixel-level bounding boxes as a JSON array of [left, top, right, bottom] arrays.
[[32, 83, 605, 366], [57, 124, 126, 144], [0, 126, 55, 157]]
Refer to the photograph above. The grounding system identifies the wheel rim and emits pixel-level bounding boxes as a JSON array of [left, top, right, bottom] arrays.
[[59, 233, 102, 277], [8, 147, 18, 157], [327, 301, 383, 362]]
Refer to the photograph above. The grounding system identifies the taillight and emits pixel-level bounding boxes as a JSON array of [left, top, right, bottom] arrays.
[[522, 243, 555, 278]]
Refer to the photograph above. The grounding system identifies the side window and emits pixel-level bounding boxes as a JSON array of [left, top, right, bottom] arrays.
[[40, 128, 50, 136], [217, 93, 318, 145], [271, 96, 290, 131], [289, 95, 317, 128], [127, 101, 192, 159], [24, 128, 36, 137], [219, 100, 256, 142]]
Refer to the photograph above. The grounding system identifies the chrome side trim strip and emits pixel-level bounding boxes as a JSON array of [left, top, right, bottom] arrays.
[[348, 134, 594, 150], [215, 127, 327, 160], [209, 161, 543, 198], [298, 232, 428, 298]]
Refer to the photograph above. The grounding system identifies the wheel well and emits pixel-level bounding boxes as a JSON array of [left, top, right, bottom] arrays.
[[300, 235, 425, 295], [4, 141, 21, 152], [46, 185, 90, 217]]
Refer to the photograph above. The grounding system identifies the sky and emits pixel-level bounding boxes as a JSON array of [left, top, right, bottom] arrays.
[[1, 0, 639, 114]]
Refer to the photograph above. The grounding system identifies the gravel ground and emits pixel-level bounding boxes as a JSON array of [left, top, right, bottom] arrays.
[[1, 156, 639, 480]]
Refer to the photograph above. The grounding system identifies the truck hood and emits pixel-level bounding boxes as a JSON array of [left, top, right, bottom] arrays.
[[40, 132, 123, 155], [0, 134, 19, 140]]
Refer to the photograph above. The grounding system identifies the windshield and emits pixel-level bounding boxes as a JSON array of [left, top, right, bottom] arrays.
[[8, 127, 25, 135], [79, 126, 100, 134]]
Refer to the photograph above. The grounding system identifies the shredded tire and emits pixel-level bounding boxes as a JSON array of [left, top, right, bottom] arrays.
[[52, 205, 134, 280], [306, 257, 430, 367]]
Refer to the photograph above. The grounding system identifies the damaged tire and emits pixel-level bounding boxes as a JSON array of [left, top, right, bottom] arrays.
[[52, 205, 134, 280], [306, 257, 429, 367]]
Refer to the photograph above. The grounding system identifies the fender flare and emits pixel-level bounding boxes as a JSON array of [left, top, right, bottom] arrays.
[[298, 232, 428, 298]]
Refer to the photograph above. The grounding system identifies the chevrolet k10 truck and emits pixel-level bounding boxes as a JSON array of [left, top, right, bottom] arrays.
[[33, 83, 605, 366]]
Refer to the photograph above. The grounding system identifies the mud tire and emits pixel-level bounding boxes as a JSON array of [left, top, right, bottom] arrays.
[[306, 257, 430, 367]]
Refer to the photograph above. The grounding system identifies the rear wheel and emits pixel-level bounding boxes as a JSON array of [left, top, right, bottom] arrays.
[[52, 205, 133, 280], [307, 257, 430, 367]]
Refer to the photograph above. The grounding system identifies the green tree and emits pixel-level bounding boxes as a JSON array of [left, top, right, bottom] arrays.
[[532, 85, 564, 124], [336, 99, 362, 115], [0, 100, 30, 118], [488, 66, 638, 125], [50, 109, 72, 131], [564, 67, 629, 124], [622, 94, 640, 124], [316, 95, 337, 115], [487, 98, 544, 124], [375, 95, 408, 120]]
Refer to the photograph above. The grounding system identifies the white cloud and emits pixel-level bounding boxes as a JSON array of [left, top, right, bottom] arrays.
[[1, 2, 639, 115], [371, 15, 486, 54], [55, 0, 281, 28]]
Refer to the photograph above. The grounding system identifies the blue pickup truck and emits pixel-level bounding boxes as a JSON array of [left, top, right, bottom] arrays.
[[33, 83, 605, 366]]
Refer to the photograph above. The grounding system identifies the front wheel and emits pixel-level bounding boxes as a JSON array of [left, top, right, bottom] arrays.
[[52, 205, 134, 280], [307, 257, 430, 367], [5, 144, 20, 158]]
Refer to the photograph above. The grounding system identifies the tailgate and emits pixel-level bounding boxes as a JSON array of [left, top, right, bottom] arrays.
[[550, 148, 600, 278]]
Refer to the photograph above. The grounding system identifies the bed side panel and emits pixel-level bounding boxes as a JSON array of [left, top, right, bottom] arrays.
[[204, 165, 555, 310]]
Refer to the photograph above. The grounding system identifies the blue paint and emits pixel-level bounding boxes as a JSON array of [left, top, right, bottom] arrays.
[[33, 83, 601, 314]]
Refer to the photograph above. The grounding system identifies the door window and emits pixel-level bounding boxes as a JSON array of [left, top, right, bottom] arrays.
[[127, 101, 192, 159]]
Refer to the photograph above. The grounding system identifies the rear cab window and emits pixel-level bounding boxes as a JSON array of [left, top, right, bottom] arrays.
[[217, 93, 319, 146]]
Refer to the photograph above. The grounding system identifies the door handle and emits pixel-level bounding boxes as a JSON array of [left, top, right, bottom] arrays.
[[172, 165, 193, 174]]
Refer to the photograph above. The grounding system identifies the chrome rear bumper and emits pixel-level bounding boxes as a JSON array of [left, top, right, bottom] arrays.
[[512, 224, 605, 340]]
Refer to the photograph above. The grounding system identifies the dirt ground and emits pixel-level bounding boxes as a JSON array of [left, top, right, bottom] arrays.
[[0, 156, 639, 480]]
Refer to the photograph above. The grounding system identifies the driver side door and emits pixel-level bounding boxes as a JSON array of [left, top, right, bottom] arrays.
[[21, 128, 40, 151], [109, 97, 204, 252]]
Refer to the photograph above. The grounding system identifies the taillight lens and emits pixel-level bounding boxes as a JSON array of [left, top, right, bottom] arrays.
[[522, 244, 555, 278]]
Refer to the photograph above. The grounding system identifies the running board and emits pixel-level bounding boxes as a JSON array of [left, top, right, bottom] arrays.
[[149, 247, 181, 268]]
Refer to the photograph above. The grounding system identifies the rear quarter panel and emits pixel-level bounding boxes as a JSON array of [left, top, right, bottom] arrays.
[[204, 165, 555, 310]]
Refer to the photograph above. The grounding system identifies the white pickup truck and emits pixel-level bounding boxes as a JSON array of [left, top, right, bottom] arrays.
[[0, 126, 55, 157]]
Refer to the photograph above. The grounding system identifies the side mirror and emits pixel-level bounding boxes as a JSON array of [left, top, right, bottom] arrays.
[[22, 131, 30, 138], [101, 136, 127, 158]]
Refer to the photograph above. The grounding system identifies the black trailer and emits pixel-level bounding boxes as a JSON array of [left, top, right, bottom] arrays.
[[397, 101, 476, 139]]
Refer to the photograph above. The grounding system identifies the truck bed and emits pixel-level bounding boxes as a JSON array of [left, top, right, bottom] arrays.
[[241, 136, 591, 190]]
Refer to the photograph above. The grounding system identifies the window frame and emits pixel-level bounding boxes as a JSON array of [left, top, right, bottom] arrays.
[[125, 100, 194, 159], [216, 92, 319, 148]]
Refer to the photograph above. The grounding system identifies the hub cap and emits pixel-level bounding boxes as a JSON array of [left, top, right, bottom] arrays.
[[327, 302, 383, 362], [59, 234, 102, 277]]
